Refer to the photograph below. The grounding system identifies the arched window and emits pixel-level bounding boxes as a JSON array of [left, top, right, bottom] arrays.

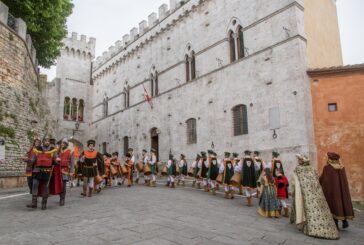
[[191, 52, 196, 80], [103, 97, 109, 117], [123, 136, 129, 156], [237, 26, 245, 59], [186, 118, 197, 144], [229, 30, 236, 62], [154, 72, 159, 96], [232, 105, 248, 136], [185, 44, 196, 82], [150, 74, 154, 97], [64, 97, 70, 120], [185, 55, 190, 82], [126, 87, 130, 108], [71, 98, 78, 121], [78, 99, 84, 122]]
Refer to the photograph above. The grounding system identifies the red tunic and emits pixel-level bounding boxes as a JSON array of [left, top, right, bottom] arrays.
[[275, 175, 288, 199]]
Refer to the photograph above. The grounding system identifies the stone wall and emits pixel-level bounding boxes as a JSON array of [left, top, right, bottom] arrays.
[[0, 1, 55, 188]]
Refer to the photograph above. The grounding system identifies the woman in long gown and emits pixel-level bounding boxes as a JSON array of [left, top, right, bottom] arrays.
[[290, 154, 339, 240]]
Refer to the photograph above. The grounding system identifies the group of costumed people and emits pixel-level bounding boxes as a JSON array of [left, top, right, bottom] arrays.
[[23, 138, 355, 240]]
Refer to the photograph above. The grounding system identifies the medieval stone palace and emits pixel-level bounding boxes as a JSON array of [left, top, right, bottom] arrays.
[[46, 0, 343, 176]]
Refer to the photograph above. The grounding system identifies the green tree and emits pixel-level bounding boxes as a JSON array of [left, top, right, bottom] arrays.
[[3, 0, 73, 68]]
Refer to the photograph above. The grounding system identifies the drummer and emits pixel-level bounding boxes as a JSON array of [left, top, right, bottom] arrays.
[[149, 148, 157, 187], [140, 149, 149, 186], [111, 152, 121, 187], [103, 153, 112, 187]]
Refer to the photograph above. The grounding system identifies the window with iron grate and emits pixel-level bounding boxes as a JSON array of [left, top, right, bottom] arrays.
[[232, 105, 248, 136], [186, 118, 197, 144]]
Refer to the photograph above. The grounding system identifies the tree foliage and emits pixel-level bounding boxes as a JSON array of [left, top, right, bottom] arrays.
[[3, 0, 73, 68]]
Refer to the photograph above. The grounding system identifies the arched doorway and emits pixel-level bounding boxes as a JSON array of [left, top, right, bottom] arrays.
[[150, 127, 159, 161]]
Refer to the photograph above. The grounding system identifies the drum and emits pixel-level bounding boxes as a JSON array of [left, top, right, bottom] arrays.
[[216, 173, 223, 184], [161, 165, 168, 176], [175, 165, 180, 175], [94, 175, 103, 185], [187, 167, 194, 177], [143, 164, 152, 176], [136, 161, 144, 172], [110, 165, 118, 177], [120, 165, 128, 177], [231, 172, 241, 187]]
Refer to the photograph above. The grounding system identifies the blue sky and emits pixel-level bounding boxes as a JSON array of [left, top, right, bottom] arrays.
[[41, 0, 364, 79]]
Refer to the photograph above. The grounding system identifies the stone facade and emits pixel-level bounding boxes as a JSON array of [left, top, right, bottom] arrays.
[[0, 1, 55, 188], [49, 0, 343, 182], [308, 64, 364, 202]]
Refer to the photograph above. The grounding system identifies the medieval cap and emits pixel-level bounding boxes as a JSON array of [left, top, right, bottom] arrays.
[[200, 151, 207, 156], [196, 154, 201, 158], [112, 152, 119, 156], [254, 151, 260, 156], [212, 151, 217, 157], [233, 153, 239, 158], [125, 153, 132, 158], [87, 139, 96, 146], [104, 153, 111, 158], [142, 149, 147, 153], [49, 138, 56, 145], [180, 154, 186, 158], [327, 152, 340, 161], [244, 150, 252, 155], [224, 152, 231, 157], [207, 149, 214, 155], [296, 154, 309, 164], [272, 151, 280, 158], [128, 148, 134, 152]]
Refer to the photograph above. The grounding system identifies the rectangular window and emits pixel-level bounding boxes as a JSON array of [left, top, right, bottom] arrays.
[[328, 103, 338, 112], [102, 142, 107, 154]]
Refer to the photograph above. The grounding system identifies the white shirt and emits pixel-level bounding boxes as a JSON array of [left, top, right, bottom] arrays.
[[150, 155, 157, 165], [131, 155, 135, 165], [191, 160, 197, 168], [143, 155, 149, 164], [167, 160, 172, 168], [263, 161, 272, 170], [179, 160, 186, 168]]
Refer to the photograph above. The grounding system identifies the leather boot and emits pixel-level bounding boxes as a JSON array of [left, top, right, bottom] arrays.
[[247, 197, 252, 207], [88, 187, 93, 197], [182, 181, 185, 187], [171, 182, 175, 188], [230, 190, 234, 199], [59, 193, 65, 206], [41, 195, 48, 210], [283, 207, 289, 217], [26, 195, 38, 209], [166, 181, 170, 187], [135, 178, 139, 184], [192, 181, 196, 188], [81, 185, 87, 197], [224, 191, 229, 199], [342, 220, 349, 229]]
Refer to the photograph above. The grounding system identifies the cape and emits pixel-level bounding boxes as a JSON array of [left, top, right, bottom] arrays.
[[319, 164, 354, 220]]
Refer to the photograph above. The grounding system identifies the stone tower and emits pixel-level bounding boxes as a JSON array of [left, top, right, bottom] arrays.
[[46, 32, 96, 148]]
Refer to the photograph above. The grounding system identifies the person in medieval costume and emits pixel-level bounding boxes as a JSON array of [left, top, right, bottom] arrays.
[[111, 152, 121, 187], [239, 150, 257, 206], [272, 151, 284, 177], [22, 137, 41, 194], [220, 152, 235, 199], [231, 153, 242, 195], [320, 152, 354, 229], [166, 154, 176, 188], [127, 148, 136, 184], [103, 153, 111, 187], [192, 154, 201, 188], [79, 140, 104, 197], [57, 138, 74, 206], [199, 151, 209, 192], [208, 151, 220, 195], [149, 148, 157, 187], [254, 151, 263, 198], [275, 169, 289, 217], [26, 137, 62, 210], [138, 149, 149, 186], [125, 153, 134, 187], [177, 154, 188, 186], [290, 154, 339, 240], [49, 138, 57, 149], [257, 168, 280, 218]]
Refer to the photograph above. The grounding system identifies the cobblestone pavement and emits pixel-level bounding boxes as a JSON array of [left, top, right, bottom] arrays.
[[0, 181, 363, 245]]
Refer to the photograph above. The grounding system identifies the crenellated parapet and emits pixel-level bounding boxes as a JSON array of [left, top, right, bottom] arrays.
[[62, 32, 96, 60], [92, 0, 205, 76], [0, 1, 38, 69]]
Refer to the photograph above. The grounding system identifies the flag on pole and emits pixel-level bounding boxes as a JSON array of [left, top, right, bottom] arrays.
[[142, 84, 153, 108]]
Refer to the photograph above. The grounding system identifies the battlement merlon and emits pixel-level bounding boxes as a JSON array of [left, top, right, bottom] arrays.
[[62, 32, 96, 58]]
